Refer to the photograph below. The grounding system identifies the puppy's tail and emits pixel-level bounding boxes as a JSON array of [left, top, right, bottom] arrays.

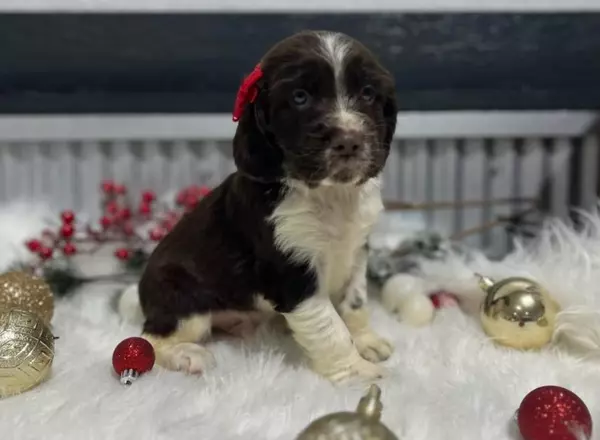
[[117, 283, 145, 327]]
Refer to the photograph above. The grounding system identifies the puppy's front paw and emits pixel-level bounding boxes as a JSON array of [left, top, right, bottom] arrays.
[[316, 356, 387, 384], [157, 343, 216, 375], [354, 332, 393, 363]]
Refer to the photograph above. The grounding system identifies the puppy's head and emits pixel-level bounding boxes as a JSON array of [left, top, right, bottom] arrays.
[[233, 31, 397, 186]]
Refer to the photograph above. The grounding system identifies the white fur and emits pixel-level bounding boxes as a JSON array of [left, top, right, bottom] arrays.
[[5, 202, 600, 440], [318, 32, 365, 132], [270, 177, 383, 297]]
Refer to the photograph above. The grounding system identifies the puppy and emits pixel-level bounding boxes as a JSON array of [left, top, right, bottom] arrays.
[[138, 30, 398, 383]]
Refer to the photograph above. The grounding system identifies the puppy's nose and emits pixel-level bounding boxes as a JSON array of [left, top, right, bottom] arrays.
[[331, 131, 364, 157]]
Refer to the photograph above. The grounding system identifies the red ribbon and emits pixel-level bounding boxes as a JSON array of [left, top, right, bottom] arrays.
[[232, 64, 264, 122]]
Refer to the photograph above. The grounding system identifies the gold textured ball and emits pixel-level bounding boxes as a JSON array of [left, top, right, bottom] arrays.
[[477, 274, 560, 349], [0, 271, 54, 324], [0, 308, 55, 398], [296, 385, 399, 440]]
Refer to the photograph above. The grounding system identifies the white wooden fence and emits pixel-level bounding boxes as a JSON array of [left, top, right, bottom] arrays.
[[0, 111, 597, 255]]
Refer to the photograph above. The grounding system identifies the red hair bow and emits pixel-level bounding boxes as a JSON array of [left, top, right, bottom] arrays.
[[232, 64, 264, 122]]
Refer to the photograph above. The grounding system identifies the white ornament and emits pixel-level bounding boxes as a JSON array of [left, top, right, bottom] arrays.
[[381, 273, 435, 326]]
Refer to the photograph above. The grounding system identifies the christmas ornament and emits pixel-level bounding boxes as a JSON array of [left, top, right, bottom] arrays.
[[0, 271, 54, 324], [517, 385, 592, 440], [381, 273, 435, 326], [112, 337, 155, 385], [296, 384, 398, 440], [0, 308, 55, 398], [477, 274, 560, 349]]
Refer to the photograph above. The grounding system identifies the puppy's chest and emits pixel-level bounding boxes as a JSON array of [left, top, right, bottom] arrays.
[[270, 182, 383, 293]]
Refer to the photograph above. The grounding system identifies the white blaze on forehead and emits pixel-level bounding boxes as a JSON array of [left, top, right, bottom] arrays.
[[317, 32, 365, 132]]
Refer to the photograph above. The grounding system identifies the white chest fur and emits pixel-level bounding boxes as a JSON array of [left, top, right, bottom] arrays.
[[269, 178, 383, 297]]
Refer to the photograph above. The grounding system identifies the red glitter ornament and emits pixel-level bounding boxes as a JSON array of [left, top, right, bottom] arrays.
[[61, 210, 75, 224], [112, 337, 155, 385], [517, 385, 592, 440], [139, 202, 152, 216]]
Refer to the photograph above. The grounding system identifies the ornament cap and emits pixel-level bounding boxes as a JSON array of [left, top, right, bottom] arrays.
[[356, 384, 383, 421], [119, 369, 140, 386], [475, 273, 495, 292]]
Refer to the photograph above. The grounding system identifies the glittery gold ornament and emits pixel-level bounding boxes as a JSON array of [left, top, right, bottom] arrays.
[[0, 308, 55, 398], [0, 271, 54, 324], [296, 385, 399, 440], [477, 274, 560, 350]]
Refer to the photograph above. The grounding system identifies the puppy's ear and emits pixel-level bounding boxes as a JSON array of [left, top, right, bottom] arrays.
[[233, 89, 284, 182]]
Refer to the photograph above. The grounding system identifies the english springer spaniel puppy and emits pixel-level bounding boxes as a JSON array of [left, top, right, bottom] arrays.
[[137, 30, 398, 383]]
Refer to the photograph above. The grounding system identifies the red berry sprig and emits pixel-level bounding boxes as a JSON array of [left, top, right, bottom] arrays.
[[24, 181, 211, 268]]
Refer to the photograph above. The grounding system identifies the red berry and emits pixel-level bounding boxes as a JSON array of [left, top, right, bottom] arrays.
[[149, 228, 165, 241], [176, 191, 187, 206], [122, 222, 134, 236], [114, 184, 127, 195], [142, 190, 156, 203], [26, 239, 42, 252], [114, 248, 131, 261], [100, 216, 113, 229], [139, 202, 152, 215], [39, 247, 53, 260], [62, 243, 77, 256], [106, 201, 119, 215], [101, 180, 115, 194], [61, 210, 75, 224], [119, 208, 131, 220], [60, 223, 75, 239]]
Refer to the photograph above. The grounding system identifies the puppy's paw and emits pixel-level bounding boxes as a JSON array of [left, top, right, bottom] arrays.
[[157, 343, 216, 375], [354, 332, 393, 363], [317, 356, 387, 384]]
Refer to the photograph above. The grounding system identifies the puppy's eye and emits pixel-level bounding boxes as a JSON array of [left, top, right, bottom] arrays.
[[292, 89, 310, 108], [361, 85, 376, 103]]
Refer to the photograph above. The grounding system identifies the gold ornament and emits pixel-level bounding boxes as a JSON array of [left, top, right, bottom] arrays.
[[296, 384, 398, 440], [0, 308, 55, 398], [477, 274, 560, 349], [0, 271, 54, 324]]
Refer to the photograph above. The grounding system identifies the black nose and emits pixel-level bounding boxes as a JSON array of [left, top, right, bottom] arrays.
[[331, 131, 363, 157]]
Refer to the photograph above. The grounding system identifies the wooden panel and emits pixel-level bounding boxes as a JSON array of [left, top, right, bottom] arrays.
[[1, 13, 599, 113]]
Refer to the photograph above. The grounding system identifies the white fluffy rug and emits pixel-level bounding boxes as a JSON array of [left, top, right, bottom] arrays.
[[1, 201, 600, 440]]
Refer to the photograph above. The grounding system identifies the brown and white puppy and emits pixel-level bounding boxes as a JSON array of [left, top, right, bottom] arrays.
[[137, 30, 398, 383]]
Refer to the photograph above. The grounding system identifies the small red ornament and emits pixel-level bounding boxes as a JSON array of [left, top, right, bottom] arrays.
[[39, 247, 53, 260], [61, 210, 75, 224], [114, 248, 131, 261], [112, 337, 155, 385], [60, 223, 75, 239], [26, 239, 42, 252], [142, 190, 156, 203], [517, 385, 593, 440], [429, 291, 459, 309], [101, 180, 115, 194], [148, 228, 165, 241], [122, 222, 134, 236], [176, 190, 187, 206], [62, 242, 77, 256]]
